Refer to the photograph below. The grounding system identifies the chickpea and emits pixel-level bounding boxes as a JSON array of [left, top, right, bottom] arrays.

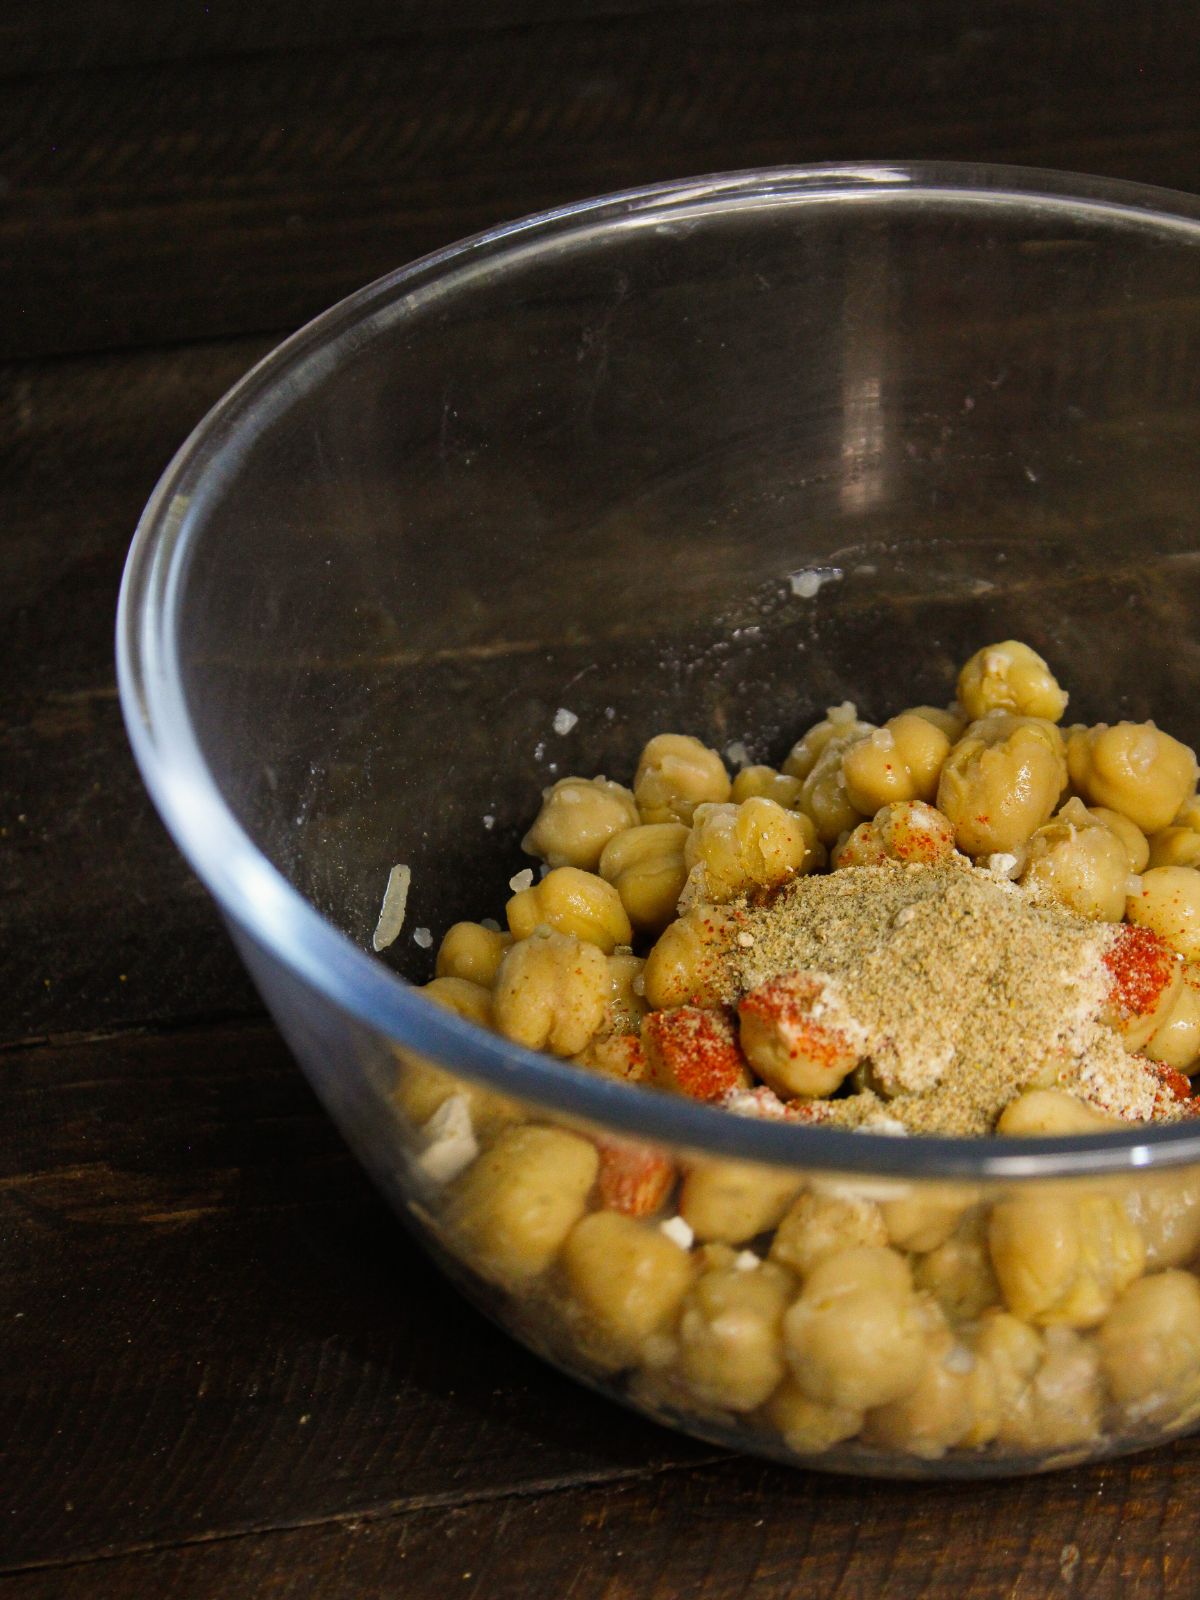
[[761, 1380, 863, 1453], [450, 1124, 598, 1286], [862, 1317, 978, 1459], [643, 903, 738, 1009], [904, 704, 966, 742], [936, 714, 1067, 857], [394, 978, 523, 1138], [676, 1259, 794, 1411], [681, 797, 818, 907], [841, 713, 951, 814], [1126, 865, 1200, 962], [492, 930, 610, 1056], [737, 971, 866, 1099], [522, 775, 639, 870], [560, 1211, 694, 1365], [832, 800, 958, 869], [913, 1211, 1000, 1321], [881, 1186, 973, 1253], [643, 1006, 751, 1103], [634, 733, 731, 825], [1091, 806, 1150, 873], [598, 822, 690, 937], [976, 1314, 1103, 1453], [1067, 722, 1197, 834], [1018, 797, 1132, 921], [1121, 1170, 1200, 1270], [988, 1190, 1145, 1327], [1143, 962, 1200, 1073], [782, 702, 874, 781], [1100, 924, 1184, 1053], [1097, 1270, 1200, 1421], [1177, 795, 1200, 832], [435, 922, 513, 987], [594, 1137, 677, 1218], [996, 1088, 1122, 1136], [769, 1189, 887, 1279], [507, 865, 632, 953], [679, 1158, 802, 1244], [797, 737, 869, 846], [731, 765, 805, 809], [572, 1032, 650, 1085], [957, 640, 1069, 723], [1148, 826, 1200, 870], [782, 1246, 927, 1412], [604, 950, 648, 1036]]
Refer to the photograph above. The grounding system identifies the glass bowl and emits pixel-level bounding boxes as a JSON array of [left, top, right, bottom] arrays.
[[118, 163, 1200, 1477]]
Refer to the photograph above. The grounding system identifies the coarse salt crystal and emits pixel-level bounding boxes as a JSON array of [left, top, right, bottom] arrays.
[[986, 851, 1021, 878], [870, 727, 896, 751], [733, 1250, 761, 1272], [788, 566, 843, 599], [724, 741, 752, 768], [828, 700, 858, 725], [553, 707, 578, 736], [482, 814, 496, 830], [372, 863, 411, 951], [416, 1094, 479, 1184], [736, 930, 755, 948], [413, 926, 432, 949], [660, 1216, 694, 1250], [509, 868, 534, 892], [1126, 875, 1144, 898]]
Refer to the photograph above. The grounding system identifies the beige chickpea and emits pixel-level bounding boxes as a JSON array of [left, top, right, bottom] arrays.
[[936, 714, 1067, 857], [957, 640, 1069, 723], [450, 1124, 598, 1286], [1126, 865, 1200, 962], [988, 1190, 1145, 1327], [634, 733, 731, 825], [676, 1259, 794, 1411], [1067, 722, 1198, 834], [731, 764, 805, 809], [1100, 923, 1185, 1053], [395, 978, 521, 1138], [598, 823, 690, 937], [1143, 963, 1200, 1073], [680, 797, 818, 907], [996, 1089, 1122, 1137], [1097, 1270, 1200, 1421], [1121, 1170, 1200, 1270], [770, 1189, 887, 1279], [762, 1380, 864, 1453], [1092, 806, 1149, 872], [832, 800, 958, 869], [679, 1158, 802, 1245], [643, 903, 738, 1009], [435, 922, 513, 987], [861, 1318, 979, 1459], [1018, 797, 1132, 921], [492, 930, 610, 1057], [559, 1211, 694, 1365], [913, 1211, 1000, 1321], [797, 736, 869, 845], [572, 1031, 650, 1085], [782, 702, 875, 781], [905, 704, 966, 742], [642, 1005, 751, 1102], [521, 775, 639, 870], [1177, 795, 1200, 832], [782, 1246, 927, 1412], [507, 865, 632, 953], [841, 713, 951, 814], [977, 1315, 1103, 1453], [737, 971, 866, 1099], [881, 1186, 974, 1254], [1148, 826, 1200, 870], [603, 950, 648, 1036]]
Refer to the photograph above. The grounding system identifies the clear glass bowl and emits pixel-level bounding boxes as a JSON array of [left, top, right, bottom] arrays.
[[118, 164, 1200, 1477]]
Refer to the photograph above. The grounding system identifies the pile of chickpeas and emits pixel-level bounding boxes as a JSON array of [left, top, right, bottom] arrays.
[[392, 641, 1200, 1466]]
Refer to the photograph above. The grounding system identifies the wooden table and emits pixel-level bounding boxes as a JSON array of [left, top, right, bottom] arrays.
[[6, 4, 1200, 1594]]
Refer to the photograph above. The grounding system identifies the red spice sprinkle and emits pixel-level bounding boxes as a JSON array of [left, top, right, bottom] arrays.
[[595, 1137, 676, 1217], [643, 1006, 749, 1102], [1103, 925, 1177, 1020], [738, 972, 856, 1071]]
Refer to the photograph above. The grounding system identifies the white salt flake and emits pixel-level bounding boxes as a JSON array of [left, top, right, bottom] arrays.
[[482, 814, 495, 830], [416, 1095, 479, 1184], [986, 851, 1021, 879], [508, 868, 534, 892], [553, 707, 578, 736], [733, 1250, 761, 1272], [724, 740, 752, 769], [660, 1216, 694, 1250], [788, 566, 843, 599], [372, 863, 411, 951], [412, 926, 433, 949]]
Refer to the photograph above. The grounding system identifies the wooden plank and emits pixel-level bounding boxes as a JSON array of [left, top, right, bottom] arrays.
[[0, 1022, 722, 1570], [3, 1446, 1197, 1598], [3, 0, 1200, 360]]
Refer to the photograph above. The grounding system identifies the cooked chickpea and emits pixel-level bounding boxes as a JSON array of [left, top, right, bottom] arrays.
[[604, 950, 648, 1036], [957, 640, 1069, 723], [394, 977, 521, 1137], [861, 1317, 978, 1459], [507, 865, 632, 953], [881, 1186, 973, 1253], [988, 1190, 1145, 1327], [905, 704, 966, 742], [1126, 865, 1200, 961], [737, 971, 865, 1099], [676, 1259, 793, 1411], [1092, 806, 1149, 872], [1143, 963, 1200, 1073], [642, 1006, 751, 1102], [450, 1124, 598, 1286], [1018, 797, 1132, 921], [769, 1189, 887, 1278], [833, 800, 958, 869], [783, 1246, 927, 1412], [731, 764, 805, 809], [762, 1380, 864, 1453], [559, 1211, 693, 1365], [598, 822, 690, 936], [1100, 923, 1184, 1052], [643, 902, 737, 1009], [572, 1031, 650, 1085], [493, 930, 610, 1056], [936, 714, 1067, 857], [1098, 1270, 1200, 1420], [1121, 1170, 1200, 1270], [681, 797, 818, 906], [679, 1158, 802, 1244], [797, 737, 869, 845], [913, 1211, 1000, 1321], [841, 713, 951, 814], [1067, 722, 1198, 834], [996, 1088, 1122, 1136], [1148, 826, 1200, 870], [634, 733, 730, 824], [435, 922, 513, 987], [522, 775, 639, 870], [976, 1314, 1102, 1453], [782, 702, 874, 781]]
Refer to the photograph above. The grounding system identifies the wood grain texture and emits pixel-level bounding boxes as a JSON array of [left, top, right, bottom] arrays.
[[4, 0, 1200, 359]]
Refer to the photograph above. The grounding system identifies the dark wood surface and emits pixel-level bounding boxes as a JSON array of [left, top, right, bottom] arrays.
[[6, 4, 1200, 1594]]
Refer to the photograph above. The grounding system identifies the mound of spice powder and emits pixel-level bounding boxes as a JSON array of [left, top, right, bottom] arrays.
[[717, 859, 1185, 1135]]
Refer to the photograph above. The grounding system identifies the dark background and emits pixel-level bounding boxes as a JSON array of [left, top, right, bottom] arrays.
[[5, 3, 1200, 1595]]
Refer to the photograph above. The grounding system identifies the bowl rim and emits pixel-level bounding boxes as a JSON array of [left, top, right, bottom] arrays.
[[117, 159, 1200, 1180]]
